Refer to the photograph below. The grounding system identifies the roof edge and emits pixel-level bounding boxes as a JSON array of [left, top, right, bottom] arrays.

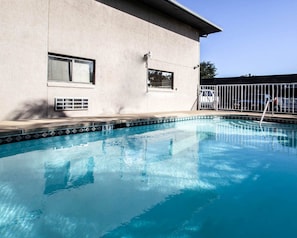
[[166, 0, 223, 34]]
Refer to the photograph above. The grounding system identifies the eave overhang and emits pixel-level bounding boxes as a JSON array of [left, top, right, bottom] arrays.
[[139, 0, 222, 36]]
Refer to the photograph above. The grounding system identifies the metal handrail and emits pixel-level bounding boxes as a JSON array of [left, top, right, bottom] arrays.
[[260, 100, 270, 125]]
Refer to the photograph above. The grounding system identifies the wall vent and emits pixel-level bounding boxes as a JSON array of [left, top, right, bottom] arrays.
[[55, 97, 88, 111]]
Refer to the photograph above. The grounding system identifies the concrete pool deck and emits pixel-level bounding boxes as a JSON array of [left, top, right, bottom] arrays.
[[0, 110, 296, 145]]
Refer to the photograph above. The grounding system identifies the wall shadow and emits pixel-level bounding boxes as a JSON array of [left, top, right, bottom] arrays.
[[8, 100, 67, 120]]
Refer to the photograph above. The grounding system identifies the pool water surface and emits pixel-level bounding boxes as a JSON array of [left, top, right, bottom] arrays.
[[0, 118, 297, 237]]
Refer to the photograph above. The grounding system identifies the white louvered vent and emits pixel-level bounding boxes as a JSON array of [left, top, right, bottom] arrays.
[[55, 97, 88, 111]]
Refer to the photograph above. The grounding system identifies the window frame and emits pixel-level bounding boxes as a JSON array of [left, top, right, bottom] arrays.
[[48, 53, 95, 85], [147, 68, 174, 90]]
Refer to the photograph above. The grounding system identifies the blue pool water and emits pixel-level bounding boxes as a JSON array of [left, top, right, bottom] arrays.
[[0, 118, 297, 238]]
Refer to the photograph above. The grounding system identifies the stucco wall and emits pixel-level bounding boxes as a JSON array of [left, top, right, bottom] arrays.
[[0, 0, 49, 120], [0, 0, 200, 120]]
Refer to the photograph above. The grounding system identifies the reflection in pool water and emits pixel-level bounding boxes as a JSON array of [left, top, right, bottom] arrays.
[[0, 119, 297, 237], [44, 157, 94, 195]]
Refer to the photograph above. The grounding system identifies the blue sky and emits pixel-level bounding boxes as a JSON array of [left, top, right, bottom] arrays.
[[177, 0, 297, 77]]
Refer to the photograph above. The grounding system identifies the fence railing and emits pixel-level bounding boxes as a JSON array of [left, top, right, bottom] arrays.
[[198, 83, 297, 114]]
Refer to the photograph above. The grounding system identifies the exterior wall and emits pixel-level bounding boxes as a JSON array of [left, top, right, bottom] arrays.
[[0, 0, 49, 120], [0, 0, 200, 120]]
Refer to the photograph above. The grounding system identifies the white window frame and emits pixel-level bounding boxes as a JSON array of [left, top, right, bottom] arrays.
[[147, 69, 174, 90], [48, 53, 95, 85]]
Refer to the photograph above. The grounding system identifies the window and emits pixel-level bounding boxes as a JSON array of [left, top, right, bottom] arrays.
[[48, 54, 95, 84], [148, 69, 174, 89]]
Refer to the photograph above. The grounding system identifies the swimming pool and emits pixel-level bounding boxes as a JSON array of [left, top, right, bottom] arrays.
[[0, 117, 297, 237]]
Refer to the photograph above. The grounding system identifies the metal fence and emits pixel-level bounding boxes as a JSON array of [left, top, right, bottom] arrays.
[[199, 83, 297, 114]]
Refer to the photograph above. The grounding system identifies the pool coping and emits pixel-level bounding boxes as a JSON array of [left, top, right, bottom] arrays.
[[0, 111, 296, 145]]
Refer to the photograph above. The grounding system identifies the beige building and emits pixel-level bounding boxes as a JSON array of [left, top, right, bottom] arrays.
[[0, 0, 221, 120]]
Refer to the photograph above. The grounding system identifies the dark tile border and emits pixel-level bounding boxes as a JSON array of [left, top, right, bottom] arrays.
[[222, 115, 297, 124], [0, 115, 296, 145]]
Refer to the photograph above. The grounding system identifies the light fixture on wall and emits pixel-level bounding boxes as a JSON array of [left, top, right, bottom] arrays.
[[144, 51, 152, 93], [193, 64, 199, 70], [144, 51, 152, 60]]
